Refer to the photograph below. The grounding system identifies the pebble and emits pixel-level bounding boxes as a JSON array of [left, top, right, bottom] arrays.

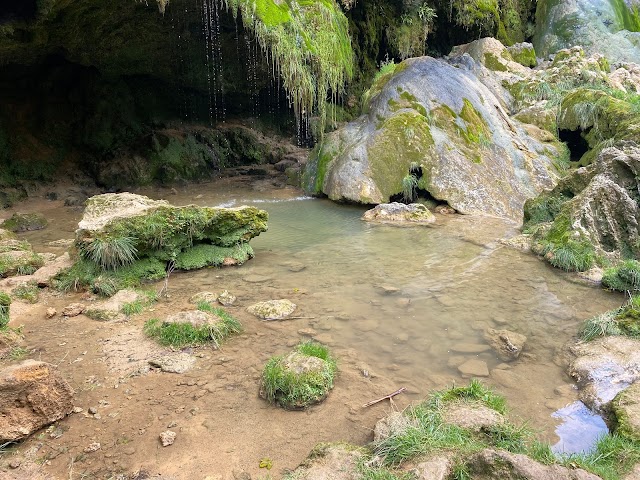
[[160, 430, 177, 447], [72, 406, 84, 414], [84, 442, 101, 453], [9, 459, 21, 469], [88, 406, 98, 414], [457, 359, 490, 377], [45, 308, 57, 319]]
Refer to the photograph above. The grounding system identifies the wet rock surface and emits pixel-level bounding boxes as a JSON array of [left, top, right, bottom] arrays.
[[247, 299, 296, 320], [362, 203, 436, 224], [484, 328, 527, 361]]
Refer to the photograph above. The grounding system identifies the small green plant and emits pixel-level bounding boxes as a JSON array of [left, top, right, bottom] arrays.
[[8, 346, 28, 360], [581, 310, 621, 341], [580, 295, 640, 341], [12, 282, 39, 303], [602, 260, 640, 292], [261, 341, 337, 409], [144, 308, 242, 348], [80, 236, 138, 270], [122, 290, 158, 316], [401, 174, 418, 203], [0, 291, 10, 328]]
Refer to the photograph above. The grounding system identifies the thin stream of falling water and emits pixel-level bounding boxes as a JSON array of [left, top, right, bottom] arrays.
[[202, 0, 213, 125]]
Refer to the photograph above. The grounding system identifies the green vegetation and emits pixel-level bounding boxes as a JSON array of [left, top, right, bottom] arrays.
[[79, 236, 138, 270], [581, 295, 640, 341], [602, 260, 640, 293], [224, 0, 353, 136], [401, 173, 418, 203], [0, 291, 10, 328], [12, 282, 39, 304], [174, 243, 253, 270], [538, 239, 595, 272], [0, 240, 44, 278], [144, 305, 242, 348], [0, 213, 47, 233], [564, 434, 640, 480], [261, 341, 337, 409], [122, 290, 158, 316], [52, 258, 167, 297], [386, 3, 437, 60]]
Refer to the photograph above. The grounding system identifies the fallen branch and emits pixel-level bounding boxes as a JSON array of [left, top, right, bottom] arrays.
[[362, 387, 406, 408]]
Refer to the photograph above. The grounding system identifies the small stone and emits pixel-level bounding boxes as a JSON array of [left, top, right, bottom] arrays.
[[247, 299, 296, 320], [62, 303, 85, 317], [457, 359, 490, 377], [189, 291, 218, 304], [217, 290, 236, 306], [9, 459, 21, 469], [160, 430, 176, 447], [72, 407, 84, 414], [149, 353, 196, 374], [484, 328, 527, 361], [45, 308, 57, 319], [88, 406, 98, 414], [84, 442, 101, 453]]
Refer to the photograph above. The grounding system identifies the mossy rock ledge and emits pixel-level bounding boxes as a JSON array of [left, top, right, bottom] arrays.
[[74, 192, 267, 272]]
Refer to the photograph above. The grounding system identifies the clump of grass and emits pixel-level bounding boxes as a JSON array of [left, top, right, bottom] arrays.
[[602, 260, 640, 292], [400, 174, 418, 203], [580, 295, 640, 341], [0, 291, 10, 328], [261, 341, 337, 409], [561, 433, 640, 479], [8, 346, 28, 360], [12, 282, 39, 303], [122, 290, 158, 316], [143, 308, 242, 348], [79, 236, 138, 270], [540, 240, 595, 272]]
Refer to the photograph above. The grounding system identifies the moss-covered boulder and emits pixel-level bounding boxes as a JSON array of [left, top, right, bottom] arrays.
[[525, 142, 640, 271], [55, 193, 267, 295], [507, 42, 537, 68], [1, 213, 47, 233], [261, 342, 337, 409], [534, 0, 640, 62], [612, 383, 640, 441], [304, 51, 563, 221], [449, 37, 530, 74]]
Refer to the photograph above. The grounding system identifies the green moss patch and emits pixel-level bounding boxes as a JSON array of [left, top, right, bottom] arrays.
[[0, 213, 48, 233], [174, 243, 253, 270], [603, 260, 640, 293], [261, 341, 337, 409], [144, 304, 242, 348]]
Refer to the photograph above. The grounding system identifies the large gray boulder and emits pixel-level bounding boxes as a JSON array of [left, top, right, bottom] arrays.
[[303, 55, 562, 221], [0, 360, 74, 442], [534, 0, 640, 63]]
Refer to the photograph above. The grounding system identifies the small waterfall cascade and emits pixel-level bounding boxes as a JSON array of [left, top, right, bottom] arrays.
[[202, 0, 226, 124]]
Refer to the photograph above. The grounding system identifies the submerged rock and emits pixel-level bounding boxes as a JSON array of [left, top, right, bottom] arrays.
[[189, 291, 219, 304], [247, 299, 296, 320], [484, 328, 527, 361], [362, 203, 436, 224], [458, 359, 490, 377], [467, 448, 601, 479], [0, 360, 74, 442], [217, 290, 236, 306], [303, 51, 562, 221]]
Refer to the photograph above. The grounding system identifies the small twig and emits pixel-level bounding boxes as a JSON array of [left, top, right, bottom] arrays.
[[362, 387, 407, 408]]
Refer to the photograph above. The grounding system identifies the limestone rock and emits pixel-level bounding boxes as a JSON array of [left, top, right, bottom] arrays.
[[84, 289, 143, 321], [458, 359, 490, 377], [285, 444, 363, 479], [160, 430, 176, 447], [534, 0, 640, 63], [450, 37, 530, 74], [0, 239, 44, 278], [467, 448, 601, 479], [362, 203, 435, 224], [569, 336, 640, 410], [45, 308, 56, 319], [62, 303, 85, 317], [612, 383, 640, 441], [0, 360, 74, 442], [484, 328, 527, 361], [373, 411, 415, 442], [304, 51, 561, 221], [507, 42, 537, 68], [409, 456, 452, 480], [163, 310, 221, 328], [247, 299, 296, 320], [441, 403, 504, 431], [217, 290, 236, 306], [1, 213, 47, 233], [149, 353, 196, 374], [189, 291, 218, 304]]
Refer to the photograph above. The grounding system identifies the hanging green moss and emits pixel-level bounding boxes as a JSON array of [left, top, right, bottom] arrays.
[[219, 0, 354, 136]]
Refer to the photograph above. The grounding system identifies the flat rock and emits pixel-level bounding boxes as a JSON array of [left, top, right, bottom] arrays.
[[484, 328, 527, 361], [62, 303, 85, 317], [84, 289, 142, 321], [0, 360, 74, 442], [450, 343, 491, 354], [163, 310, 221, 328], [409, 456, 452, 480], [247, 299, 296, 320], [189, 291, 218, 304], [569, 336, 640, 410], [467, 448, 601, 479], [1, 212, 48, 233], [441, 403, 504, 431], [149, 353, 196, 374], [362, 203, 436, 224], [458, 359, 490, 377]]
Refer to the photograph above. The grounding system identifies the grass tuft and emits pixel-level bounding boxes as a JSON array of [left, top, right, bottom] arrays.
[[12, 282, 39, 303], [261, 341, 337, 409], [144, 308, 242, 348], [80, 236, 138, 270], [580, 295, 640, 341], [602, 260, 640, 292], [0, 291, 10, 328]]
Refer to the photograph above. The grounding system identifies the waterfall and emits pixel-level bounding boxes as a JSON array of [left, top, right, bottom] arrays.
[[202, 0, 226, 124]]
